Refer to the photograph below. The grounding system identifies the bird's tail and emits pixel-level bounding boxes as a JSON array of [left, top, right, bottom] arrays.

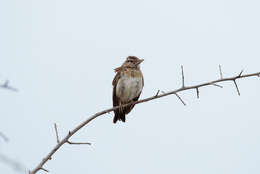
[[113, 109, 126, 123]]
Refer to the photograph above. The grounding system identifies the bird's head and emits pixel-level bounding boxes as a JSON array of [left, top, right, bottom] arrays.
[[114, 56, 144, 72], [123, 56, 144, 68]]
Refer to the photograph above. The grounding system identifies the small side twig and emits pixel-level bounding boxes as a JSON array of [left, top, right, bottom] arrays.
[[219, 65, 223, 79], [233, 80, 240, 96], [40, 168, 49, 173], [181, 65, 185, 88], [67, 141, 91, 145], [211, 83, 223, 88], [196, 88, 199, 99], [238, 70, 244, 77], [155, 90, 160, 97], [54, 123, 60, 144], [232, 70, 243, 96], [175, 93, 186, 106]]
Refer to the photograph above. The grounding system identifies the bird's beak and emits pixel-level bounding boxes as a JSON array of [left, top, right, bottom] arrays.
[[137, 59, 144, 65]]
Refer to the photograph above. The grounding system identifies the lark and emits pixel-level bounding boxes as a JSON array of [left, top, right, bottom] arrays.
[[112, 56, 144, 123]]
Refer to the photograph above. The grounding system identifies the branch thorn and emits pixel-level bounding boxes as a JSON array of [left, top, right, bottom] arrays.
[[219, 65, 223, 79], [233, 80, 240, 96], [238, 69, 244, 77], [67, 140, 91, 145], [54, 123, 60, 144], [196, 88, 199, 99], [40, 167, 49, 172], [211, 83, 223, 88], [181, 65, 185, 88], [155, 90, 160, 97], [175, 93, 186, 106]]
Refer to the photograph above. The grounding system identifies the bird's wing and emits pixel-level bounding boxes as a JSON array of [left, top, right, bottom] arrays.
[[113, 72, 125, 123], [112, 71, 121, 86], [112, 72, 121, 107]]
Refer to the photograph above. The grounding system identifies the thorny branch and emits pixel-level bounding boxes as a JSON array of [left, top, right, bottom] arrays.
[[0, 133, 27, 173], [0, 153, 27, 173], [29, 68, 260, 174], [0, 80, 18, 92], [0, 132, 8, 142]]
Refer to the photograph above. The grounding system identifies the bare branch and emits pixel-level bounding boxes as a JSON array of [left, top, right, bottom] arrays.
[[181, 65, 185, 88], [54, 123, 60, 144], [175, 93, 186, 106], [29, 70, 260, 174], [67, 141, 91, 145]]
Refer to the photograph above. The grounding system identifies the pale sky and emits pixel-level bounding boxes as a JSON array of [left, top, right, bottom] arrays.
[[1, 0, 260, 174]]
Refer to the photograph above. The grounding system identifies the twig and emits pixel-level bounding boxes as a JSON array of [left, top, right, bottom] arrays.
[[29, 70, 260, 174], [67, 141, 91, 145], [211, 83, 223, 88], [219, 65, 223, 79], [155, 90, 160, 97], [181, 65, 185, 88], [196, 88, 199, 99], [238, 70, 244, 77], [233, 80, 240, 96], [175, 93, 186, 106], [54, 123, 60, 144], [40, 168, 49, 172]]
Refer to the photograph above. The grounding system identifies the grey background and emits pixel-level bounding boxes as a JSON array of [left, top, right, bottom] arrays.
[[1, 0, 260, 173]]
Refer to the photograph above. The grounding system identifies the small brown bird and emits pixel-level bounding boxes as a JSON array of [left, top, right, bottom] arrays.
[[112, 56, 144, 123]]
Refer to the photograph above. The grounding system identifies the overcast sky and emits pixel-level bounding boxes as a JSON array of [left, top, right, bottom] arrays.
[[1, 0, 260, 174]]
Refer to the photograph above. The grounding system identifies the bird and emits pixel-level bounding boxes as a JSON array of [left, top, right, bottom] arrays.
[[112, 56, 144, 123]]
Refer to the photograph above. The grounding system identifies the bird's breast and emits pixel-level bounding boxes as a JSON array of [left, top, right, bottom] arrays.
[[116, 74, 143, 103]]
